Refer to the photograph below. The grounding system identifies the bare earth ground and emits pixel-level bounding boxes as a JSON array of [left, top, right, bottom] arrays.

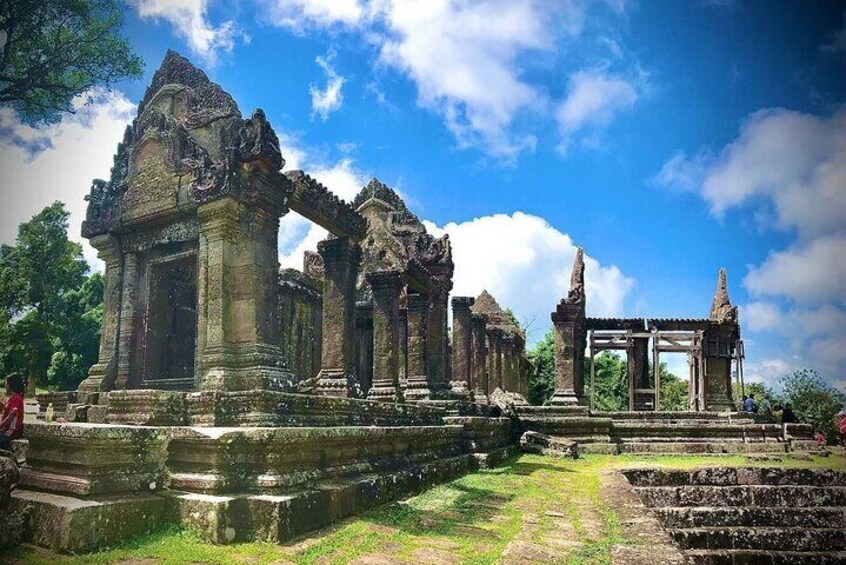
[[4, 453, 845, 565]]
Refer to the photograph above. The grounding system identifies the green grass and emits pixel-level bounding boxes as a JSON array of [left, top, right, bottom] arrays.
[[7, 453, 845, 565]]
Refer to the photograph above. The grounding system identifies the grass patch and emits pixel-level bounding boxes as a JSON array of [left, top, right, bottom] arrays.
[[7, 453, 843, 565]]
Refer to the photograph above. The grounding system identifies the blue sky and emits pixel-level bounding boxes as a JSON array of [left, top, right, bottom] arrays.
[[1, 0, 845, 388]]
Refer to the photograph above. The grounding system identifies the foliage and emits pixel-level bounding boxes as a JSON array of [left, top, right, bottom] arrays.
[[0, 0, 143, 124], [0, 202, 102, 390], [780, 368, 846, 442], [584, 352, 630, 411], [527, 328, 554, 405], [659, 368, 689, 411], [733, 381, 777, 407]]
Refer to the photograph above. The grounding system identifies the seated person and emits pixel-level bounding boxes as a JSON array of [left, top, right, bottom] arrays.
[[0, 374, 25, 451]]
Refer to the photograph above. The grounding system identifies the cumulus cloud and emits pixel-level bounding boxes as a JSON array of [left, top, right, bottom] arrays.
[[263, 0, 365, 29], [424, 212, 634, 342], [656, 107, 846, 383], [131, 0, 244, 63], [555, 69, 638, 153], [310, 52, 346, 120], [0, 90, 136, 271]]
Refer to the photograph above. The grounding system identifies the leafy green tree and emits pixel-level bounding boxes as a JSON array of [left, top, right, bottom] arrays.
[[527, 329, 554, 405], [0, 0, 143, 124], [584, 352, 629, 411], [0, 202, 101, 391], [659, 366, 689, 411], [780, 369, 845, 442]]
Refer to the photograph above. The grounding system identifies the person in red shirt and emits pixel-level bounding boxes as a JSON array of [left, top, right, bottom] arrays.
[[0, 373, 25, 450]]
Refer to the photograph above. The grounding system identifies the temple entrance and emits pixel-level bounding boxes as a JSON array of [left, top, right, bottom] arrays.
[[140, 252, 198, 390]]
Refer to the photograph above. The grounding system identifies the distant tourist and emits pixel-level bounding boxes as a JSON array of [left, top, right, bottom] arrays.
[[781, 402, 796, 424], [759, 394, 774, 423], [0, 374, 25, 451], [742, 394, 756, 413], [838, 409, 846, 447], [816, 431, 827, 448]]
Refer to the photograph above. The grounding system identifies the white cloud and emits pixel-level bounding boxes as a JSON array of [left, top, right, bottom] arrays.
[[424, 212, 634, 342], [656, 107, 846, 384], [0, 90, 136, 271], [263, 0, 365, 29], [310, 52, 346, 120], [744, 357, 795, 387], [131, 0, 243, 64], [555, 68, 638, 153], [744, 234, 846, 305]]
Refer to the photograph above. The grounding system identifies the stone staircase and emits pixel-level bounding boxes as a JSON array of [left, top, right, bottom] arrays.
[[516, 409, 815, 455], [624, 467, 846, 565]]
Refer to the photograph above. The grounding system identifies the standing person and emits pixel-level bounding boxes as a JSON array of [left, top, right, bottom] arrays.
[[781, 402, 797, 424], [759, 394, 774, 423], [838, 410, 846, 447], [0, 374, 25, 451]]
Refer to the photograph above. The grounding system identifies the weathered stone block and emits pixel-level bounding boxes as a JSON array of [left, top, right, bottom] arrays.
[[519, 431, 578, 459], [107, 389, 187, 425], [20, 422, 168, 496]]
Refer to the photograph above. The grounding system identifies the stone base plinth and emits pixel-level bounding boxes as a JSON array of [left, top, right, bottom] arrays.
[[11, 490, 171, 553], [20, 423, 168, 496], [366, 382, 402, 403], [107, 390, 186, 425], [166, 425, 466, 494], [548, 389, 584, 406], [314, 369, 359, 398], [444, 416, 515, 453], [185, 390, 444, 427], [34, 391, 77, 417]]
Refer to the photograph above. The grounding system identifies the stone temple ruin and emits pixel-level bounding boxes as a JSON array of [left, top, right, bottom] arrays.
[[1, 52, 828, 558]]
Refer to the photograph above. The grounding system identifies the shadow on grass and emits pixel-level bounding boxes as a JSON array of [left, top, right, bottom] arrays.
[[364, 481, 516, 539], [505, 460, 577, 475]]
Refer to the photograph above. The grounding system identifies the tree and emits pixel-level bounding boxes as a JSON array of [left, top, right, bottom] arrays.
[[584, 352, 628, 411], [527, 329, 554, 405], [0, 202, 101, 391], [659, 366, 688, 411], [780, 369, 845, 442], [0, 0, 143, 124]]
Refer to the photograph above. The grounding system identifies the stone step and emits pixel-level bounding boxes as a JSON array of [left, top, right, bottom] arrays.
[[516, 405, 590, 416], [619, 442, 788, 455], [636, 485, 846, 508], [624, 467, 846, 487], [618, 436, 784, 443], [595, 411, 749, 420], [612, 418, 756, 425], [685, 549, 846, 565], [614, 422, 785, 435], [655, 506, 846, 528], [670, 527, 846, 552], [578, 443, 620, 455]]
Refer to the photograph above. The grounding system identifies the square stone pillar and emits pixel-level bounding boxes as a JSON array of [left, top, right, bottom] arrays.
[[629, 336, 652, 411], [398, 306, 408, 388], [404, 292, 432, 401], [449, 296, 474, 399], [703, 322, 737, 412], [550, 302, 586, 406], [486, 328, 504, 392], [502, 336, 516, 392], [78, 234, 123, 399], [196, 197, 293, 392], [366, 271, 404, 403], [470, 314, 488, 403], [315, 237, 361, 397], [425, 289, 449, 396]]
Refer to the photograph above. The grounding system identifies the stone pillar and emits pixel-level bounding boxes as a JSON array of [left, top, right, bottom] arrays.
[[703, 323, 736, 412], [629, 336, 652, 410], [315, 237, 361, 397], [196, 197, 293, 392], [398, 306, 408, 389], [367, 271, 404, 403], [425, 288, 449, 396], [450, 296, 474, 398], [470, 314, 488, 402], [487, 328, 504, 392], [404, 293, 430, 401], [114, 252, 140, 390], [550, 303, 587, 405], [78, 234, 123, 399]]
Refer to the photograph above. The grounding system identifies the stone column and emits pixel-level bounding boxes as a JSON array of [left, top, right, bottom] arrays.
[[504, 335, 517, 392], [450, 297, 474, 398], [425, 288, 449, 396], [550, 303, 587, 405], [78, 234, 123, 399], [367, 271, 404, 402], [398, 306, 408, 390], [196, 197, 293, 392], [629, 336, 652, 411], [470, 314, 488, 402], [486, 328, 504, 392], [114, 252, 140, 390], [703, 323, 736, 412], [404, 293, 430, 401], [315, 237, 361, 397]]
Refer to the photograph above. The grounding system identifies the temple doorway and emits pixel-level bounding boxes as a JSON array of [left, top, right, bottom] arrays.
[[140, 253, 198, 390]]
